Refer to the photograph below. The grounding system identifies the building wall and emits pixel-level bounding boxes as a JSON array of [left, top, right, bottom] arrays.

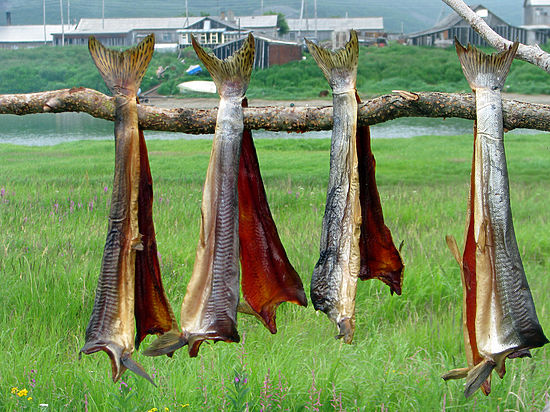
[[268, 44, 302, 66], [525, 5, 550, 25]]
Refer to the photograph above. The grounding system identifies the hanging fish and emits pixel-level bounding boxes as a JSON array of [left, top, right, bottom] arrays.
[[443, 40, 548, 398], [178, 34, 255, 357], [306, 31, 403, 344], [238, 101, 308, 333], [81, 34, 184, 384]]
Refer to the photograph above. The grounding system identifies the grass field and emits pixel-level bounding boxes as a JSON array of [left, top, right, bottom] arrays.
[[0, 134, 549, 410]]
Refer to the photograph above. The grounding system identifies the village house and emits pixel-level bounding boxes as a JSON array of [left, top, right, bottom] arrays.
[[407, 4, 533, 46], [522, 0, 550, 44]]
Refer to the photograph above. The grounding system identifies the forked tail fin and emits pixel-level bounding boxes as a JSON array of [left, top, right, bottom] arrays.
[[191, 33, 255, 98], [88, 34, 155, 96], [454, 39, 518, 91], [305, 30, 358, 93]]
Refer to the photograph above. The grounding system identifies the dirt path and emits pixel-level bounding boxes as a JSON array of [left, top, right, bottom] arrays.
[[143, 93, 550, 109]]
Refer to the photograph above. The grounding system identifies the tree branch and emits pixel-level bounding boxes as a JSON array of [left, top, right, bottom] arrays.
[[1, 87, 550, 134], [442, 0, 550, 73]]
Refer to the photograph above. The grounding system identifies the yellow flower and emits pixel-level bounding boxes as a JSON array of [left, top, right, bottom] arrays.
[[11, 387, 18, 394], [180, 405, 190, 409], [17, 388, 28, 397], [28, 397, 32, 401], [165, 408, 169, 412]]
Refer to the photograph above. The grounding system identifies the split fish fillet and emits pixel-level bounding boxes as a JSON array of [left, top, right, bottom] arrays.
[[443, 40, 548, 398]]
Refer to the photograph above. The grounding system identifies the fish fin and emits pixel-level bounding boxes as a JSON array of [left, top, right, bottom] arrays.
[[454, 38, 518, 91], [142, 330, 189, 357], [120, 354, 156, 387], [441, 367, 470, 381], [464, 359, 495, 398], [445, 235, 463, 268], [88, 34, 155, 96], [305, 30, 358, 93], [238, 117, 307, 334], [191, 33, 255, 97]]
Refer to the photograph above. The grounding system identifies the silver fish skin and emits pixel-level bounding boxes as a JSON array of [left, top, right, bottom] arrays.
[[448, 40, 548, 398], [80, 35, 155, 385], [179, 34, 255, 357], [307, 31, 361, 344]]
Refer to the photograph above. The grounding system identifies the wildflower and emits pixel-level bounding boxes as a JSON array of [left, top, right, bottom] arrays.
[[0, 187, 5, 197], [28, 397, 32, 401], [180, 405, 189, 409], [11, 387, 17, 394], [104, 186, 108, 193], [18, 388, 28, 397], [164, 408, 169, 411]]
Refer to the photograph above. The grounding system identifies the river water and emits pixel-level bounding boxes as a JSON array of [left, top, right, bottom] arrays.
[[0, 112, 542, 146]]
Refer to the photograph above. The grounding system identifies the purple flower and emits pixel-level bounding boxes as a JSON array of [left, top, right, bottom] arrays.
[[235, 377, 240, 383], [0, 187, 4, 198], [54, 203, 59, 213], [104, 186, 108, 193]]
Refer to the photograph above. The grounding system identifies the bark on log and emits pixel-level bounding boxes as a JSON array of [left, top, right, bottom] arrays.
[[1, 87, 550, 134]]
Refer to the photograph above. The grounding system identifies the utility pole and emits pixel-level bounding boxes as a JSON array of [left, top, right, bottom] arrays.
[[43, 0, 46, 44], [185, 0, 189, 27], [67, 0, 70, 29], [314, 0, 317, 40], [298, 0, 304, 39], [102, 0, 105, 29], [261, 0, 264, 15], [59, 0, 65, 46]]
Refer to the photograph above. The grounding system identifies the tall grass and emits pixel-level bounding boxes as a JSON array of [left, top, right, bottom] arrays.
[[0, 134, 549, 410]]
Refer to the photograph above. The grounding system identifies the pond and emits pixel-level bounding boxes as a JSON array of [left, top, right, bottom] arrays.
[[0, 111, 542, 146]]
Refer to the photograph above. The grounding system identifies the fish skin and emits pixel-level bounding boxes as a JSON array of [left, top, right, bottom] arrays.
[[443, 40, 548, 398], [356, 120, 404, 295], [135, 126, 187, 357], [179, 34, 255, 357], [80, 35, 163, 385], [238, 98, 307, 333], [307, 32, 361, 344]]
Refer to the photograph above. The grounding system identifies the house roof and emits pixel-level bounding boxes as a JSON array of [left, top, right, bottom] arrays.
[[235, 15, 278, 28], [408, 4, 510, 37], [0, 25, 74, 43], [69, 17, 202, 34], [286, 17, 384, 32]]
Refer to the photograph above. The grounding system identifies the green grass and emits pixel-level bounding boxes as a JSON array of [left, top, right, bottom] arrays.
[[0, 134, 549, 410]]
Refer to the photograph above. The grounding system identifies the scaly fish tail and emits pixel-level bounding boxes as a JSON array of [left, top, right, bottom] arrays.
[[191, 33, 255, 97], [88, 34, 155, 96], [142, 330, 189, 357], [305, 30, 358, 93], [464, 359, 495, 398], [454, 39, 518, 91]]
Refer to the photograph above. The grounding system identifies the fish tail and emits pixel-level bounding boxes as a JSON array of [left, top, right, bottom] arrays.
[[80, 341, 155, 386], [191, 33, 255, 97], [454, 39, 518, 91], [142, 330, 189, 357], [464, 359, 495, 398], [305, 30, 358, 92], [121, 354, 156, 386], [88, 34, 155, 96]]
